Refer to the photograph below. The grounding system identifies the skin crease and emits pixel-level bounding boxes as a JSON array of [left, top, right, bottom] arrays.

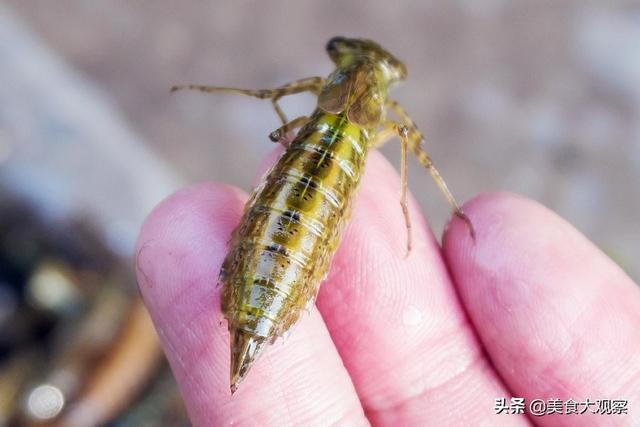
[[135, 148, 640, 427]]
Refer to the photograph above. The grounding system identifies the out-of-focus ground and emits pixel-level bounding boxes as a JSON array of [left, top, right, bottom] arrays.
[[7, 3, 640, 274]]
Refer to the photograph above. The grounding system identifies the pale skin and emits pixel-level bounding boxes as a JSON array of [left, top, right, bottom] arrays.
[[136, 148, 640, 426]]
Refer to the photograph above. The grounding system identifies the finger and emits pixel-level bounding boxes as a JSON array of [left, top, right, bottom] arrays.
[[135, 183, 367, 426], [314, 152, 528, 425], [443, 193, 640, 424]]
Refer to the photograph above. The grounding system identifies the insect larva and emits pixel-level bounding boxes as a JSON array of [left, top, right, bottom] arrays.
[[172, 36, 474, 393]]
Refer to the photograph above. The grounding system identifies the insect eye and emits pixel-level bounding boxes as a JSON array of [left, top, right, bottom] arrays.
[[326, 36, 346, 53]]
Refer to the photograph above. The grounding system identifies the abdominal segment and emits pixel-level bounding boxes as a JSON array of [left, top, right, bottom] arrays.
[[219, 111, 369, 391]]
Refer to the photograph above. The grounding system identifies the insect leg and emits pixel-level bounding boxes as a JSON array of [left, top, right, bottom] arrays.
[[268, 76, 324, 123], [370, 120, 398, 148], [398, 125, 412, 254], [372, 120, 413, 255], [268, 116, 310, 146], [171, 77, 325, 125], [386, 100, 476, 240], [271, 97, 289, 125]]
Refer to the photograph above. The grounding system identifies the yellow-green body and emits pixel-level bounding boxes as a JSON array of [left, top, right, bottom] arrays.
[[218, 38, 408, 392], [220, 110, 369, 333], [219, 110, 373, 390]]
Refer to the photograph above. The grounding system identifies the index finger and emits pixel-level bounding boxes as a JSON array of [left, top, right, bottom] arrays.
[[135, 183, 367, 426]]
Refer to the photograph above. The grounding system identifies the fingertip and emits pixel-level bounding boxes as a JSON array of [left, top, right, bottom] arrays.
[[136, 181, 246, 245], [442, 191, 640, 411], [135, 182, 246, 307], [443, 191, 525, 245], [442, 191, 616, 284], [132, 180, 367, 426]]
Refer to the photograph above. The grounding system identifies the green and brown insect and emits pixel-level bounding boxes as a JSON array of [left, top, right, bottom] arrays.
[[171, 36, 474, 394]]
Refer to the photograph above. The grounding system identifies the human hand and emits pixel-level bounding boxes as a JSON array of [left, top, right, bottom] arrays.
[[135, 150, 640, 426]]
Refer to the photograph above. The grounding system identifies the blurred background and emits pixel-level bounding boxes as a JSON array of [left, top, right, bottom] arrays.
[[1, 1, 638, 426]]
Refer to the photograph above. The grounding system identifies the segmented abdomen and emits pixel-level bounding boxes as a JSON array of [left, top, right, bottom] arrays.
[[220, 109, 369, 340]]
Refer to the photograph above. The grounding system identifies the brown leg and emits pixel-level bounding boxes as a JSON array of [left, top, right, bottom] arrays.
[[398, 126, 412, 255], [171, 77, 324, 125], [372, 121, 413, 255], [268, 116, 310, 146], [386, 100, 476, 240], [370, 120, 398, 148]]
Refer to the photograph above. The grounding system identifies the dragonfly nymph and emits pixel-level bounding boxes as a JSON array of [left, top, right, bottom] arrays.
[[171, 36, 474, 394]]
